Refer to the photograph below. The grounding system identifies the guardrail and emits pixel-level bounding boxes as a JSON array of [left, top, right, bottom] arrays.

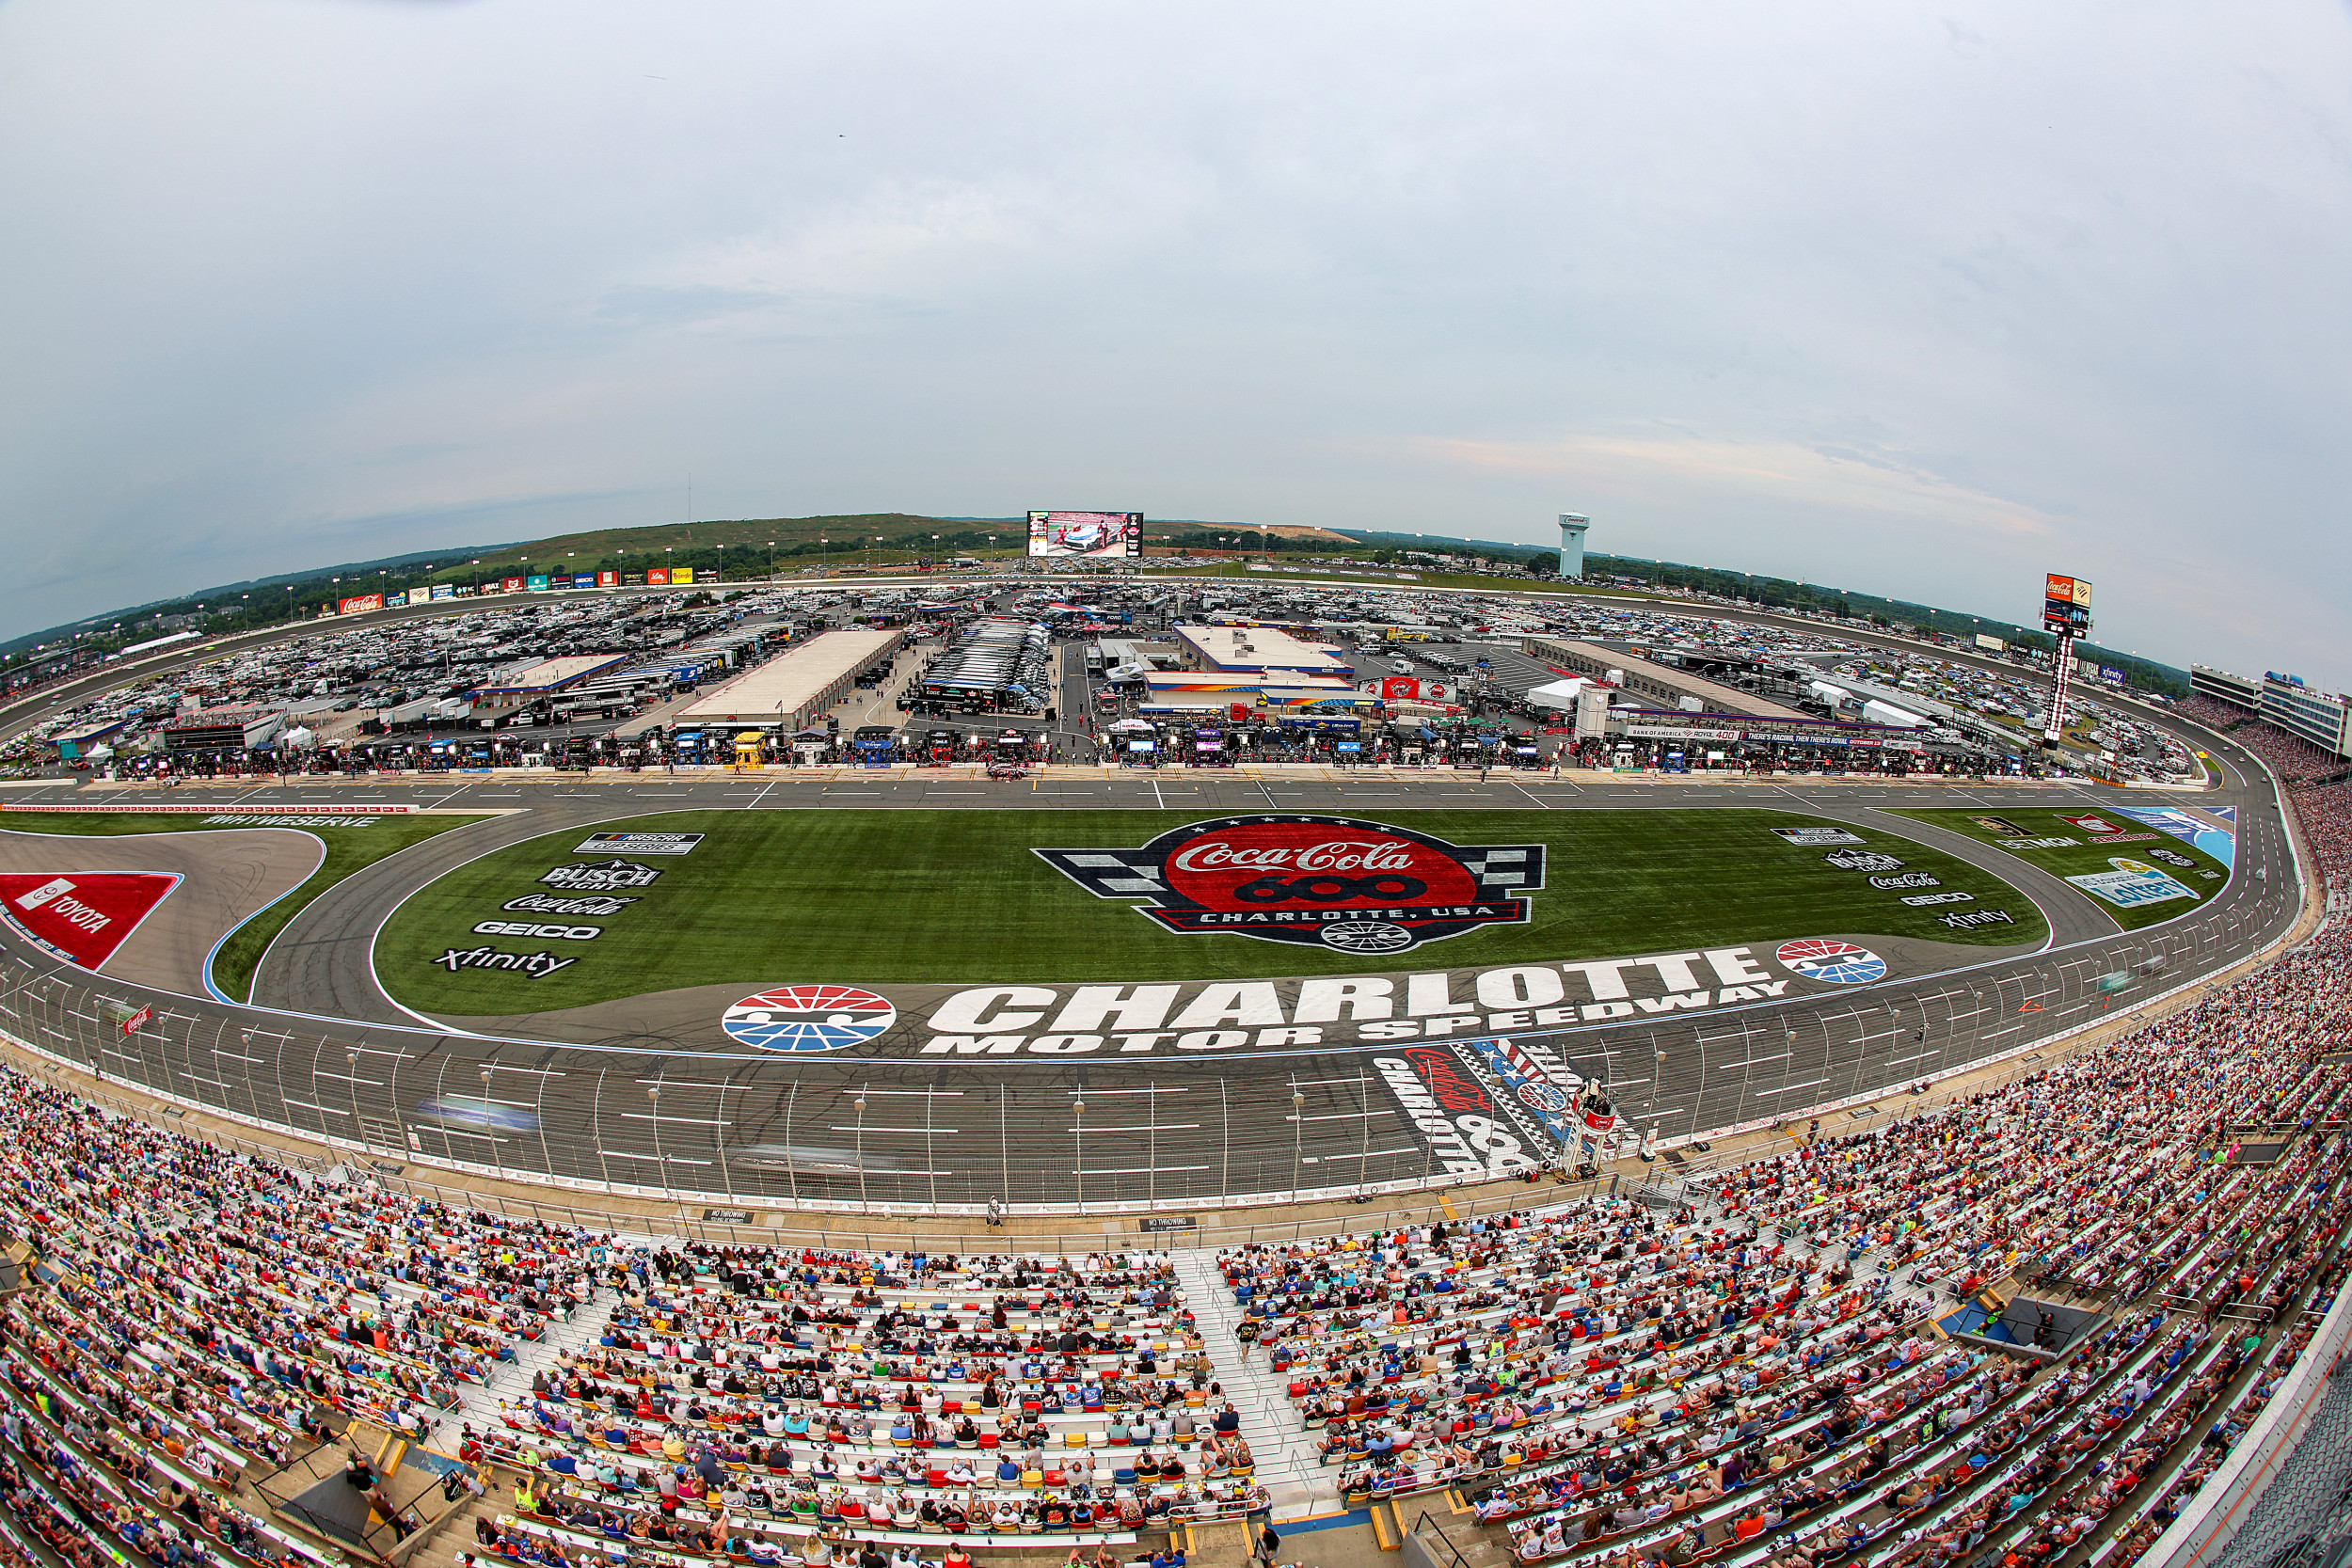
[[0, 729, 2312, 1226]]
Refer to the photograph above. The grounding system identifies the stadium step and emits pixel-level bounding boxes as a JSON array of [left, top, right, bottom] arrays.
[[1168, 1249, 1336, 1522], [436, 1284, 623, 1445]]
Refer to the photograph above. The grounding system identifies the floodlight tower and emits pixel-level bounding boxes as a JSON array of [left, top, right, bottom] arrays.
[[1557, 515, 1590, 579]]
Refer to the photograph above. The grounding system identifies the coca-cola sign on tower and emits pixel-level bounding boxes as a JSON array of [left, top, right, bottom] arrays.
[[1035, 816, 1545, 955]]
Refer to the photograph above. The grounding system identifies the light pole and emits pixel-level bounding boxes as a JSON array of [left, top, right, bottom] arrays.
[[1291, 1084, 1306, 1197], [819, 537, 828, 575], [853, 1091, 869, 1209], [768, 540, 775, 582], [1073, 1097, 1085, 1211]]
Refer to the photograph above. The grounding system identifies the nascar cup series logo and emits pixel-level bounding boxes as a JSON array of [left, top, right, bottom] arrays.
[[1034, 816, 1545, 954]]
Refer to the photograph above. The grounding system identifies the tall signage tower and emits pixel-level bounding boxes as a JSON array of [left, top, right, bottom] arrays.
[[2041, 573, 2093, 749]]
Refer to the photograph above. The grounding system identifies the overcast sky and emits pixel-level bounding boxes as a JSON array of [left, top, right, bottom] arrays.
[[3, 2, 2347, 680]]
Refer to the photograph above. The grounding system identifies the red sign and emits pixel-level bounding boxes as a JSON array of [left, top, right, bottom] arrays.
[[646, 568, 670, 585], [597, 570, 619, 587], [121, 1005, 151, 1036], [501, 576, 527, 593], [2058, 814, 2123, 835], [1035, 816, 1544, 954], [1380, 676, 1419, 702], [337, 594, 384, 616], [0, 872, 179, 970]]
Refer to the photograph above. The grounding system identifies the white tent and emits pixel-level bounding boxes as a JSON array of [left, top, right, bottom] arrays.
[[1526, 677, 1590, 710]]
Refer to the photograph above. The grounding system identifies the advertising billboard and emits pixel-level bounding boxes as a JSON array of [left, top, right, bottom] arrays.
[[1974, 633, 2006, 654], [525, 574, 550, 592], [2042, 573, 2093, 636], [429, 583, 455, 601], [673, 567, 695, 584], [337, 594, 385, 616], [596, 570, 618, 588], [501, 577, 526, 593], [571, 573, 595, 589], [1027, 511, 1141, 559], [646, 568, 669, 585], [1378, 675, 1455, 704]]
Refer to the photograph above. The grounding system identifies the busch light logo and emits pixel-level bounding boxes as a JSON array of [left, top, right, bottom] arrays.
[[540, 860, 662, 893], [1035, 816, 1545, 954], [1824, 850, 1905, 872]]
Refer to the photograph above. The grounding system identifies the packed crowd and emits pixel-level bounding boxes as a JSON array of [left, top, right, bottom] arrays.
[[1198, 779, 2352, 1568], [2180, 697, 2346, 784], [475, 1243, 1278, 1565]]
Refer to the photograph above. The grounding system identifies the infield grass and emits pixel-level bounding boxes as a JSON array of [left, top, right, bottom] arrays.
[[0, 811, 475, 1001], [378, 808, 2046, 1014], [1887, 807, 2231, 932]]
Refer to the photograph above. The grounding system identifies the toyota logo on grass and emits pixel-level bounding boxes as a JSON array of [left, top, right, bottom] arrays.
[[1774, 939, 1888, 986], [722, 986, 898, 1053]]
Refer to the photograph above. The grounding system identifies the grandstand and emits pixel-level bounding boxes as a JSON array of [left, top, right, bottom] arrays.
[[0, 777, 2339, 1567]]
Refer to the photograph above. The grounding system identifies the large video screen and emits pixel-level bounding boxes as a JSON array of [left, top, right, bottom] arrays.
[[1028, 511, 1141, 559], [2042, 572, 2093, 636]]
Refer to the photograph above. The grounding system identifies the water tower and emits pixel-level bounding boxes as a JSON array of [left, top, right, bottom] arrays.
[[1557, 515, 1590, 579]]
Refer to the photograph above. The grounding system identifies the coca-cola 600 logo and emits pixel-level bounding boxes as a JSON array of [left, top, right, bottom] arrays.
[[1035, 816, 1545, 955]]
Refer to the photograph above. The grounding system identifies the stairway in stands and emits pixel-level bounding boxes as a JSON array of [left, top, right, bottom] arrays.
[[1168, 1248, 1336, 1521], [437, 1285, 621, 1445]]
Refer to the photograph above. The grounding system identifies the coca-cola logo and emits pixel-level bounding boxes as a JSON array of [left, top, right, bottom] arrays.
[[1035, 816, 1543, 954]]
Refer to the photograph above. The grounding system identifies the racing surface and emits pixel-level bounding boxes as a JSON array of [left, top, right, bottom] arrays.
[[0, 826, 322, 994], [0, 705, 2298, 1219]]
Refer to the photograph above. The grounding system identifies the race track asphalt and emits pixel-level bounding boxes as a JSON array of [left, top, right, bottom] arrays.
[[0, 710, 2294, 1221]]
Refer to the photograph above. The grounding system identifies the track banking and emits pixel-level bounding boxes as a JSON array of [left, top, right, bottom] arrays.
[[915, 943, 1831, 1058]]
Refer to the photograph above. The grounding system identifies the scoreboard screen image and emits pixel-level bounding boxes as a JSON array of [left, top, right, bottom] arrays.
[[2042, 572, 2092, 636], [1028, 511, 1141, 558]]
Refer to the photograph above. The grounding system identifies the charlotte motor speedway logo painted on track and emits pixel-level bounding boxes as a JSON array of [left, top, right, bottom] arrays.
[[0, 872, 181, 971], [716, 937, 1897, 1057], [1772, 939, 1889, 985], [721, 986, 898, 1053]]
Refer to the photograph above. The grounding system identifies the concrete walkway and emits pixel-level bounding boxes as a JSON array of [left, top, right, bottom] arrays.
[[436, 1287, 621, 1449], [1169, 1249, 1338, 1522]]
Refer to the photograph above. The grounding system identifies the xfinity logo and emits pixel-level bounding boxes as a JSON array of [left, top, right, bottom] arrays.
[[433, 946, 579, 976]]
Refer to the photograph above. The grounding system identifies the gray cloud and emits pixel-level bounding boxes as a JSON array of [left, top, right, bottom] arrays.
[[2, 0, 2346, 681]]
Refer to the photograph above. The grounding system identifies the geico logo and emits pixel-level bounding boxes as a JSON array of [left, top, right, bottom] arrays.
[[49, 897, 110, 933], [1170, 839, 1418, 873], [1899, 891, 1975, 906], [471, 921, 601, 940]]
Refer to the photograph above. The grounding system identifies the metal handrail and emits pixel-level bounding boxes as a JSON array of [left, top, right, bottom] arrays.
[[1412, 1511, 1475, 1568]]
